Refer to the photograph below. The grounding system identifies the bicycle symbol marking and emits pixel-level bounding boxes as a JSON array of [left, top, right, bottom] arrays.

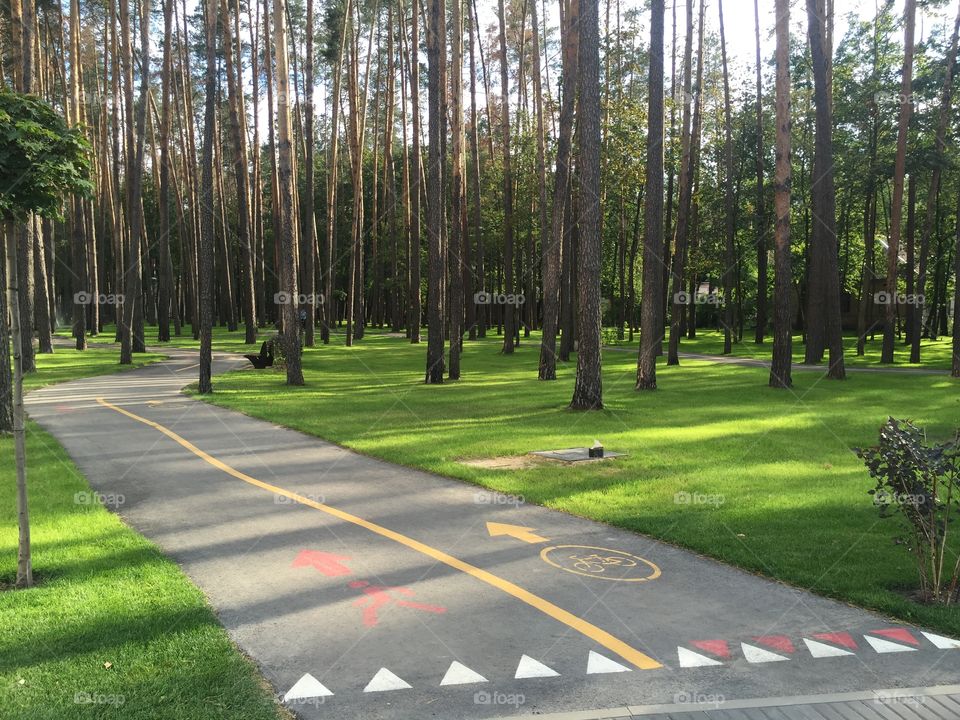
[[540, 545, 661, 583]]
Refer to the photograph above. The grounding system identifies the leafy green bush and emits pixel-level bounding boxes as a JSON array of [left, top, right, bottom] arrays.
[[856, 418, 960, 604]]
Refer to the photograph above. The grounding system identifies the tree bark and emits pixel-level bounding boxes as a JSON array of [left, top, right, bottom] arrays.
[[539, 0, 579, 380], [497, 0, 516, 354], [770, 0, 792, 389], [274, 0, 305, 383], [569, 0, 602, 410], [636, 0, 663, 390], [881, 0, 916, 363]]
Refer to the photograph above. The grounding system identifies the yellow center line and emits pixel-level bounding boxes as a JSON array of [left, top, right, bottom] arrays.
[[95, 396, 662, 671]]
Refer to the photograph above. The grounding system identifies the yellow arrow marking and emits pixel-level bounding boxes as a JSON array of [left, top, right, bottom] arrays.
[[486, 521, 550, 544], [95, 397, 661, 671]]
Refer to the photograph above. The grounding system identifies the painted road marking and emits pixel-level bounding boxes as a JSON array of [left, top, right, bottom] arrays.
[[283, 673, 334, 701], [539, 545, 661, 582], [754, 635, 795, 654], [348, 580, 446, 627], [863, 635, 918, 654], [363, 668, 411, 692], [440, 661, 488, 686], [515, 655, 560, 679], [586, 651, 631, 674], [803, 638, 854, 658], [677, 647, 723, 668], [812, 632, 858, 650], [741, 642, 789, 664], [292, 550, 353, 576], [923, 632, 960, 650], [94, 397, 662, 671], [485, 522, 550, 544], [691, 640, 731, 659], [871, 628, 919, 646]]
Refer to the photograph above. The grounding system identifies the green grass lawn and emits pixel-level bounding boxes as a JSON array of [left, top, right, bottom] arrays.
[[1, 348, 284, 719], [607, 326, 956, 370], [193, 331, 960, 637]]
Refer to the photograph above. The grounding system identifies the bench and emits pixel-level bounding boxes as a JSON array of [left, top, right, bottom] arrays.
[[244, 340, 274, 369]]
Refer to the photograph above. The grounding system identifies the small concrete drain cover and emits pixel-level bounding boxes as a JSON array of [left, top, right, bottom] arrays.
[[529, 448, 626, 463]]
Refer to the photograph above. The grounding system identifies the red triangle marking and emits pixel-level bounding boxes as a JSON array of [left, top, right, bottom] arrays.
[[691, 640, 731, 659], [754, 635, 795, 654], [871, 628, 919, 647], [812, 632, 858, 650]]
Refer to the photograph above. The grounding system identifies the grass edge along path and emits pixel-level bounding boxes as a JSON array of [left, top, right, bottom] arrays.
[[1, 347, 287, 720]]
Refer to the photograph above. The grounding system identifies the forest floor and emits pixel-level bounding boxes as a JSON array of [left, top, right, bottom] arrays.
[[0, 347, 286, 719], [154, 325, 960, 638]]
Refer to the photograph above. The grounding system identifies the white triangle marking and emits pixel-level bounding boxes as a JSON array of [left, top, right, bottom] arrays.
[[803, 638, 854, 658], [586, 651, 632, 674], [440, 661, 488, 686], [363, 668, 412, 692], [741, 642, 789, 663], [864, 635, 918, 654], [514, 654, 560, 679], [283, 673, 334, 701], [677, 647, 723, 668], [922, 632, 960, 650]]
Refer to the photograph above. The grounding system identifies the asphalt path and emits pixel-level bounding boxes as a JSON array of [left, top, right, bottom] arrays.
[[25, 351, 960, 719]]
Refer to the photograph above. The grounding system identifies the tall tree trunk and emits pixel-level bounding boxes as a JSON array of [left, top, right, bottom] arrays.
[[752, 0, 767, 343], [881, 0, 916, 363], [425, 0, 446, 382], [157, 0, 174, 342], [770, 0, 792, 389], [497, 0, 516, 354], [199, 0, 217, 393], [539, 0, 579, 380], [805, 0, 844, 378], [912, 5, 959, 363], [569, 0, 602, 410], [718, 0, 735, 355], [448, 0, 465, 379], [666, 0, 699, 365], [221, 0, 257, 344], [467, 0, 485, 339], [636, 0, 664, 390], [274, 0, 305, 383], [408, 0, 423, 343]]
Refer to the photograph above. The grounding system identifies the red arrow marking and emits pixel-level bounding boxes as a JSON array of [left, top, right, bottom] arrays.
[[871, 628, 919, 646], [692, 640, 731, 659], [812, 632, 858, 650], [754, 635, 795, 654], [292, 550, 353, 577]]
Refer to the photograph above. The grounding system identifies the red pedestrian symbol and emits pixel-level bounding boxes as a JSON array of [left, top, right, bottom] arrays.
[[348, 580, 446, 627]]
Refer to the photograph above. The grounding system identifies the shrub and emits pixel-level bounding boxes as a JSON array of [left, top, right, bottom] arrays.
[[856, 418, 960, 604]]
